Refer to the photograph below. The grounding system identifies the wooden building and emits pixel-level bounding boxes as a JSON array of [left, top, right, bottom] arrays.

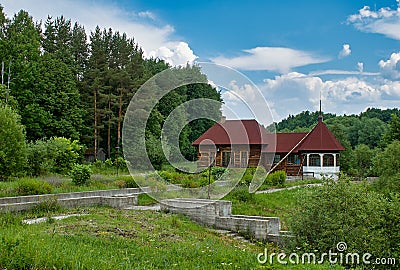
[[192, 116, 345, 179]]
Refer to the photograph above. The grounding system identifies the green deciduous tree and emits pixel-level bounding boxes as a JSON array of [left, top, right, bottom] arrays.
[[0, 105, 26, 179], [350, 144, 374, 179], [382, 114, 400, 146], [373, 140, 400, 193], [289, 177, 400, 268], [18, 54, 83, 140]]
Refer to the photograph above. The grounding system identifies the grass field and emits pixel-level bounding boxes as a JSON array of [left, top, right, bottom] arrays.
[[0, 174, 347, 269], [0, 206, 344, 269], [224, 185, 317, 229]]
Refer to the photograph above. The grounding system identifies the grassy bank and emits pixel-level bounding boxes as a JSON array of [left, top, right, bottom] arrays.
[[0, 207, 343, 269], [224, 186, 317, 229]]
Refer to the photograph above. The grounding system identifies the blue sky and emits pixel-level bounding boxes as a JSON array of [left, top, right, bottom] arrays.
[[3, 0, 400, 123]]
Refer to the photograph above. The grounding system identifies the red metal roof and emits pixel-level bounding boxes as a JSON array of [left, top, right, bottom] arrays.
[[193, 118, 345, 153], [264, 132, 307, 153], [192, 119, 270, 145], [297, 119, 345, 151]]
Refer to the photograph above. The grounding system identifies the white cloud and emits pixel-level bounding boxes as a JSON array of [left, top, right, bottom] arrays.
[[149, 42, 197, 66], [339, 44, 351, 58], [347, 2, 400, 40], [1, 0, 197, 66], [379, 51, 400, 79], [380, 80, 400, 97], [357, 62, 364, 73], [309, 69, 378, 76], [260, 72, 388, 121], [211, 47, 329, 73], [138, 11, 156, 20]]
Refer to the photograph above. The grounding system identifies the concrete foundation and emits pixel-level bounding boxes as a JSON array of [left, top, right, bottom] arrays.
[[160, 198, 282, 243], [0, 188, 142, 212]]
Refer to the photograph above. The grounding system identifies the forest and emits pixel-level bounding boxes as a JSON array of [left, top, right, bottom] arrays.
[[1, 6, 400, 185], [0, 6, 221, 178]]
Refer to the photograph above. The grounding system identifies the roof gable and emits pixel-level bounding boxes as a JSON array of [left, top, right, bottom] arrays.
[[297, 119, 345, 151]]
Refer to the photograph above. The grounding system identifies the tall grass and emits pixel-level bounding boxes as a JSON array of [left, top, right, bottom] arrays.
[[0, 207, 343, 269]]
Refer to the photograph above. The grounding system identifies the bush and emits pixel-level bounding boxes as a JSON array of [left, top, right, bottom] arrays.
[[266, 170, 286, 187], [288, 175, 400, 268], [70, 164, 91, 186], [229, 184, 254, 202], [16, 179, 53, 196], [113, 175, 139, 188], [211, 167, 226, 179], [26, 137, 84, 176], [0, 105, 27, 179]]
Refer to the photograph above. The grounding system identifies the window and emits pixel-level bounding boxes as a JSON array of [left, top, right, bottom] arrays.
[[222, 151, 232, 167], [287, 154, 301, 165], [309, 154, 320, 166], [240, 151, 248, 168], [273, 154, 281, 164], [323, 154, 334, 167]]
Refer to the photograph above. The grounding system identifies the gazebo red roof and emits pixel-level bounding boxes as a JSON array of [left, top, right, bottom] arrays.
[[296, 118, 345, 152]]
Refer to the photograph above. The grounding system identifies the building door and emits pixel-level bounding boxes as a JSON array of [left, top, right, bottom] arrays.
[[222, 151, 231, 167]]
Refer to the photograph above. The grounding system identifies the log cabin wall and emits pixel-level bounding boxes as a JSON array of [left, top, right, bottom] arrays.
[[196, 144, 263, 168]]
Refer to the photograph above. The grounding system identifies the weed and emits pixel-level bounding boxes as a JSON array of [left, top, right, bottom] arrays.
[[16, 178, 53, 196]]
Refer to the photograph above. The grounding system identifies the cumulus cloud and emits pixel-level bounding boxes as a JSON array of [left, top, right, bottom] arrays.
[[211, 47, 329, 73], [380, 80, 400, 97], [260, 72, 387, 120], [2, 0, 198, 66], [149, 42, 198, 66], [339, 44, 351, 58], [379, 52, 400, 79], [347, 2, 400, 40]]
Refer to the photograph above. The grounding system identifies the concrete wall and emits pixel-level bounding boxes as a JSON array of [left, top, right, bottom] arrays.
[[0, 188, 141, 212], [0, 187, 147, 205], [160, 199, 232, 226], [160, 198, 282, 243]]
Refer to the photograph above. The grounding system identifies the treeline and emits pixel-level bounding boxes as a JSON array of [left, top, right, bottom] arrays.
[[272, 108, 400, 180], [0, 6, 221, 173]]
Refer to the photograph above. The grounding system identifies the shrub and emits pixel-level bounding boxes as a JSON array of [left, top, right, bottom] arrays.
[[229, 184, 254, 202], [105, 158, 114, 167], [211, 167, 226, 179], [266, 170, 286, 187], [26, 137, 84, 176], [16, 179, 53, 196], [0, 105, 27, 179], [288, 175, 400, 268], [118, 175, 139, 188], [70, 164, 91, 186], [47, 137, 84, 174]]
